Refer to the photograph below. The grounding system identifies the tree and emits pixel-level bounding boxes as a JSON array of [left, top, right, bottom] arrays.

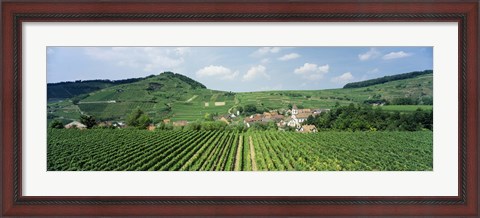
[[137, 114, 152, 129], [79, 115, 96, 129], [249, 122, 268, 131], [244, 104, 258, 114], [305, 115, 315, 125], [204, 113, 214, 121], [71, 94, 89, 105], [267, 121, 277, 130], [225, 123, 247, 132], [185, 122, 202, 131], [200, 121, 227, 131], [126, 108, 151, 129], [236, 106, 244, 114], [50, 120, 64, 129], [127, 107, 143, 127], [391, 97, 416, 105]]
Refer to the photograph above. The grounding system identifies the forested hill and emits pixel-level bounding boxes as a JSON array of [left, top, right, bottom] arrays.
[[343, 70, 433, 89], [47, 72, 206, 100]]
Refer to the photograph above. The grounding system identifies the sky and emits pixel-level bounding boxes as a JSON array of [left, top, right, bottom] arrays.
[[47, 46, 433, 92]]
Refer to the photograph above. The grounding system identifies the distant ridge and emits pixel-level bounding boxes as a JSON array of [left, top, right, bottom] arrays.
[[47, 76, 152, 99], [343, 70, 433, 89], [47, 72, 206, 100]]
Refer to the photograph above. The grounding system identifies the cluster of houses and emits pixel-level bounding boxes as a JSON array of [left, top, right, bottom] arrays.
[[243, 105, 330, 133], [62, 104, 329, 133], [64, 120, 127, 130]]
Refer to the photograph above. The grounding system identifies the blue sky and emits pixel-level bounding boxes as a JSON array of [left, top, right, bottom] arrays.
[[47, 46, 432, 92]]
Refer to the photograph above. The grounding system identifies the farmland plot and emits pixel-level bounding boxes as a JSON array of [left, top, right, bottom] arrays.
[[48, 129, 432, 171]]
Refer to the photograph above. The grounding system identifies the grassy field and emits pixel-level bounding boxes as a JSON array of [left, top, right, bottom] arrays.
[[378, 105, 433, 112], [48, 129, 433, 171]]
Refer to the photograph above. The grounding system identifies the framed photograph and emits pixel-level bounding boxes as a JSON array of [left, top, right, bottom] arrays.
[[1, 0, 478, 216]]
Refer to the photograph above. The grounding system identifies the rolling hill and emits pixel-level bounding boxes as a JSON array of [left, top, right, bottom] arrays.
[[236, 71, 433, 110], [47, 72, 234, 123], [47, 76, 151, 101], [47, 70, 433, 124]]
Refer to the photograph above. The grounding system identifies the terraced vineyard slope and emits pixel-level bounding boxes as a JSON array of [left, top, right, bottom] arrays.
[[47, 70, 433, 125]]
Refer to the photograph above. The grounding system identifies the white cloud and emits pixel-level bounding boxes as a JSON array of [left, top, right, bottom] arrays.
[[382, 51, 412, 60], [261, 58, 270, 64], [331, 72, 354, 84], [293, 63, 329, 80], [242, 65, 269, 81], [358, 48, 380, 61], [278, 53, 300, 61], [250, 47, 281, 57], [196, 65, 239, 80], [84, 47, 187, 72]]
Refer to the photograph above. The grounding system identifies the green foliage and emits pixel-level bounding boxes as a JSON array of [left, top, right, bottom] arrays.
[[363, 99, 388, 105], [137, 114, 152, 129], [156, 122, 174, 131], [390, 97, 416, 105], [344, 70, 432, 88], [48, 77, 147, 100], [225, 123, 248, 132], [249, 122, 268, 131], [47, 129, 432, 171], [224, 91, 236, 97], [204, 113, 214, 121], [419, 96, 433, 105], [267, 121, 277, 130], [71, 94, 90, 105], [233, 106, 243, 114], [146, 82, 163, 91], [243, 104, 258, 114], [305, 115, 315, 125], [126, 108, 151, 129], [163, 71, 206, 89], [311, 104, 433, 131], [79, 115, 96, 129], [243, 104, 264, 116], [50, 120, 64, 129], [200, 121, 228, 131]]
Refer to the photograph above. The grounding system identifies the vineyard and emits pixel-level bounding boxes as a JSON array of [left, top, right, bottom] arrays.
[[47, 129, 433, 171]]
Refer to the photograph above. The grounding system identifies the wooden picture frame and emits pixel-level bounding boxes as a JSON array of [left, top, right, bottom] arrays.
[[1, 0, 478, 216]]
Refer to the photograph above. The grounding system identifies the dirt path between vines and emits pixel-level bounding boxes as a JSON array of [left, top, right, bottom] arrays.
[[234, 135, 243, 171], [185, 95, 198, 103], [249, 136, 257, 171]]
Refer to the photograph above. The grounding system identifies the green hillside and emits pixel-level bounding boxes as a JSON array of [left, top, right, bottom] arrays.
[[343, 70, 432, 88], [48, 72, 234, 123], [47, 77, 151, 101], [235, 72, 432, 111], [47, 70, 433, 124]]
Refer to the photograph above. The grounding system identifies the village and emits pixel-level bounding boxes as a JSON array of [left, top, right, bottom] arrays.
[[239, 104, 330, 133], [60, 104, 330, 133]]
